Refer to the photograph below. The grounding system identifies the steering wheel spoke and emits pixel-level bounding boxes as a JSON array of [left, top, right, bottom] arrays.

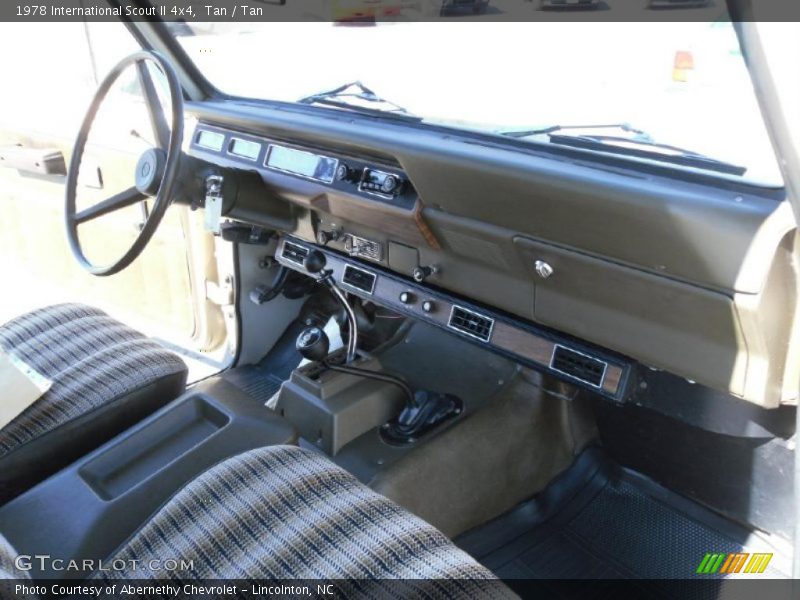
[[74, 187, 148, 225], [136, 61, 171, 150]]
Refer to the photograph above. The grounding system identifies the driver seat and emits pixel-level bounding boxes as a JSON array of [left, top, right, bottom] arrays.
[[0, 303, 187, 502]]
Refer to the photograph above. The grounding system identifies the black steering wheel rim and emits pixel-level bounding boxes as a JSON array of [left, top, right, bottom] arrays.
[[65, 50, 184, 277]]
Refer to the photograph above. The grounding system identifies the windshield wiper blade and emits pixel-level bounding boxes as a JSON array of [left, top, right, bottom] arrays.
[[298, 81, 421, 121], [548, 133, 747, 176], [499, 123, 745, 176], [500, 122, 650, 139]]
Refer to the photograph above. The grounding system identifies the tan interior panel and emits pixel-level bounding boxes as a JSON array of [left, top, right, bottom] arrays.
[[734, 231, 799, 406]]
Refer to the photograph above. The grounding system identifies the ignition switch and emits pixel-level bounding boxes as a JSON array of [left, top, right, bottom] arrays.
[[412, 264, 438, 283]]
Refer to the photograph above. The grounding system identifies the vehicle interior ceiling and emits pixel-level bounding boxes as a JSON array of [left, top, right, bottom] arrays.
[[1, 16, 798, 584]]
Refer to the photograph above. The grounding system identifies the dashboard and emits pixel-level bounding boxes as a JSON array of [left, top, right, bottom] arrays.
[[185, 104, 797, 409], [190, 121, 632, 401]]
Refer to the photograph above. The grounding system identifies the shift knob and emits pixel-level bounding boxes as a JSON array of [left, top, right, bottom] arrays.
[[296, 326, 330, 362], [304, 250, 327, 275]]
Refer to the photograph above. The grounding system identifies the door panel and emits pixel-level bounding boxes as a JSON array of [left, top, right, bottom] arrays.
[[0, 22, 231, 380]]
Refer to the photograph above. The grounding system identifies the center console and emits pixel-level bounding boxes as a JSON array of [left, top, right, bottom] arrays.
[[0, 378, 296, 580], [277, 353, 405, 456]]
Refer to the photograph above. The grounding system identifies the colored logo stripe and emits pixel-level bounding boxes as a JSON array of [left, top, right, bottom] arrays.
[[696, 553, 725, 574], [745, 553, 773, 573], [697, 552, 772, 575]]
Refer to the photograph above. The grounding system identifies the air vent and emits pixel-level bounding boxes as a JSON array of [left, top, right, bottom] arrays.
[[282, 241, 309, 265], [550, 345, 607, 388], [447, 305, 494, 342], [342, 265, 376, 294]]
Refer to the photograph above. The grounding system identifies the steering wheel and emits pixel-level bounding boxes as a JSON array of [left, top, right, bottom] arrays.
[[65, 50, 184, 276]]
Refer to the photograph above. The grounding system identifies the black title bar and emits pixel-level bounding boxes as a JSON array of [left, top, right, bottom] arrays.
[[1, 0, 798, 22]]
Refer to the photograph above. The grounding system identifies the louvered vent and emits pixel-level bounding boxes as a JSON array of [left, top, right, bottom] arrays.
[[282, 241, 308, 265], [447, 305, 494, 342], [342, 265, 376, 294], [550, 345, 607, 388]]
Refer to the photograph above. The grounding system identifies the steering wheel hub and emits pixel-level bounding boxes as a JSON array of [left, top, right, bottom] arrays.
[[135, 148, 166, 196]]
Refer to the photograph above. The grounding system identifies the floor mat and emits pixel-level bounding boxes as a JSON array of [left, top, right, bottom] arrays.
[[222, 320, 305, 405], [457, 447, 790, 595]]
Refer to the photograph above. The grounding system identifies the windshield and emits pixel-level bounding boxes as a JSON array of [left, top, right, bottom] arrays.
[[174, 21, 782, 186]]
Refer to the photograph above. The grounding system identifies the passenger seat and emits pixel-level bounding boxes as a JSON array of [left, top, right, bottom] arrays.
[[1, 446, 515, 597], [0, 303, 188, 502]]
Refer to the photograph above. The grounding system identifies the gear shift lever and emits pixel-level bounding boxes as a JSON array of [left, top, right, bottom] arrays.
[[295, 325, 416, 406], [295, 321, 462, 445], [299, 250, 462, 444], [296, 326, 330, 363], [304, 250, 358, 364]]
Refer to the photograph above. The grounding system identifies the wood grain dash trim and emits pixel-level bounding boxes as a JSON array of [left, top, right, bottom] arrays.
[[602, 365, 623, 395], [491, 322, 554, 365], [413, 200, 441, 250]]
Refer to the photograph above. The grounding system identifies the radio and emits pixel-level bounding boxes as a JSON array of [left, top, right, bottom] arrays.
[[358, 168, 403, 198]]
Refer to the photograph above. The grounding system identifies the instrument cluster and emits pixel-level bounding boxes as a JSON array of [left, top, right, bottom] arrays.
[[192, 123, 418, 210]]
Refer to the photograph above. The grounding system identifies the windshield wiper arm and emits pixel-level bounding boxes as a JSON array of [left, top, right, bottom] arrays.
[[501, 122, 649, 139], [548, 133, 747, 176], [499, 123, 745, 176], [298, 81, 420, 121]]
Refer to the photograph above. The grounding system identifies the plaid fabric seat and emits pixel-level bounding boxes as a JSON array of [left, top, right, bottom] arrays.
[[95, 446, 513, 596], [0, 303, 187, 499], [0, 533, 27, 580]]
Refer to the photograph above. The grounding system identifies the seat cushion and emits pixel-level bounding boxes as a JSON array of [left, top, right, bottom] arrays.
[[0, 533, 27, 581], [0, 304, 187, 500], [95, 446, 513, 595]]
